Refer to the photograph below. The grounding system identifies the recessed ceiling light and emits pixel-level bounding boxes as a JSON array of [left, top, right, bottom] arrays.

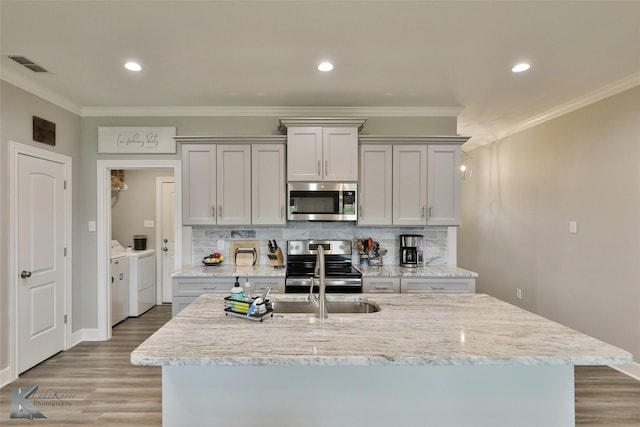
[[124, 61, 142, 72], [318, 62, 334, 72], [512, 63, 531, 73]]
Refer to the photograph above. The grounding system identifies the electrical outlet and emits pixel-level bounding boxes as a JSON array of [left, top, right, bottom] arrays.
[[144, 220, 155, 228], [217, 240, 225, 250], [88, 220, 96, 232], [516, 288, 522, 300], [569, 221, 577, 234]]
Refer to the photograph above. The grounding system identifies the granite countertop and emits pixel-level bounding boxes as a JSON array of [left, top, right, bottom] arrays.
[[131, 293, 631, 367], [171, 265, 286, 277], [171, 264, 477, 278], [357, 265, 478, 278]]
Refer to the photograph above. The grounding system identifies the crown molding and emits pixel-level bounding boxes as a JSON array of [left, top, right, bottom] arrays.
[[359, 135, 471, 145], [81, 105, 464, 118], [496, 72, 640, 143], [462, 72, 640, 151], [174, 135, 286, 144], [0, 67, 82, 115]]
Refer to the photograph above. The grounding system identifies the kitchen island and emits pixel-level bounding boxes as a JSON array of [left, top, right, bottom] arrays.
[[131, 293, 631, 427]]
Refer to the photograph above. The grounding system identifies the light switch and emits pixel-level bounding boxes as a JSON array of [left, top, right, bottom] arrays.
[[88, 220, 96, 232], [569, 221, 577, 234], [217, 240, 225, 250], [144, 220, 155, 228]]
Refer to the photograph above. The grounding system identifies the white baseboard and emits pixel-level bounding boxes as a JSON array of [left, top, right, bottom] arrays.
[[70, 329, 84, 348], [0, 365, 14, 388], [81, 328, 103, 341], [610, 362, 640, 381]]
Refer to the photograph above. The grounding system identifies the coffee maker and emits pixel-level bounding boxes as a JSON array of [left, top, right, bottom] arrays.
[[399, 234, 422, 268]]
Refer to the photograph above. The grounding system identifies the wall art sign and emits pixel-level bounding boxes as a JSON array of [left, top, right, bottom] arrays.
[[33, 116, 56, 146], [98, 127, 176, 154]]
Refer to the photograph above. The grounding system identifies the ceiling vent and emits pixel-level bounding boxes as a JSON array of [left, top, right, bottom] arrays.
[[8, 55, 48, 72]]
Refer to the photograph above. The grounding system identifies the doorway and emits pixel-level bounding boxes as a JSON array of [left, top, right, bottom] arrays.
[[9, 141, 72, 378], [97, 160, 181, 340], [156, 177, 175, 303]]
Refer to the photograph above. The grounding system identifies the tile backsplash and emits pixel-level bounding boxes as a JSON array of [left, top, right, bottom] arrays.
[[190, 223, 450, 266]]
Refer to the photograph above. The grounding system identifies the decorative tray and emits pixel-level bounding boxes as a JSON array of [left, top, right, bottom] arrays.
[[224, 297, 273, 322]]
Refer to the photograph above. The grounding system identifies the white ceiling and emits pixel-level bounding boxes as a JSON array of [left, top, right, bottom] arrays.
[[1, 1, 639, 149]]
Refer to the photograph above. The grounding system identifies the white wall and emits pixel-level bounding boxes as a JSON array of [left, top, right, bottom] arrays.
[[0, 81, 82, 373], [459, 85, 640, 362]]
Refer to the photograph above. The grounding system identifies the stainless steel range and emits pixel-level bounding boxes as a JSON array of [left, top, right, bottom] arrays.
[[285, 240, 363, 293]]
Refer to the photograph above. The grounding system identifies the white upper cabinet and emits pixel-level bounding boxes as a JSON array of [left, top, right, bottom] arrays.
[[286, 127, 324, 181], [427, 145, 461, 226], [360, 135, 469, 227], [181, 144, 217, 225], [179, 136, 287, 226], [322, 127, 359, 181], [359, 144, 393, 225], [393, 145, 428, 226], [252, 144, 286, 225], [281, 118, 366, 182], [216, 145, 251, 225]]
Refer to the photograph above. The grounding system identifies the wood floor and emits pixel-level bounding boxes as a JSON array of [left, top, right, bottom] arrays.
[[1, 304, 639, 426]]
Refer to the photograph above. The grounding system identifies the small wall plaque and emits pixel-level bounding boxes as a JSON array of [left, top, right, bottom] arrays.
[[33, 116, 56, 146], [98, 126, 177, 154]]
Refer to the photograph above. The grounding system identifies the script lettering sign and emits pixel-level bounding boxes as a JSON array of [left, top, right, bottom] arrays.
[[98, 127, 176, 153]]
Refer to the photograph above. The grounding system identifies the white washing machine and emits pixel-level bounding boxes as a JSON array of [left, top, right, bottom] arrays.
[[111, 240, 157, 317], [110, 249, 130, 326]]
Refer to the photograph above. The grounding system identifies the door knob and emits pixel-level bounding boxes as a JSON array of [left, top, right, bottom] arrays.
[[20, 270, 32, 278], [162, 247, 168, 252]]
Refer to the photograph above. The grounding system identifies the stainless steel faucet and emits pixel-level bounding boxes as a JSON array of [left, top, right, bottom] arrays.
[[309, 245, 328, 319]]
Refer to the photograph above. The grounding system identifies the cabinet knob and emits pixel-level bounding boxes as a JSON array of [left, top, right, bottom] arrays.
[[20, 270, 32, 279]]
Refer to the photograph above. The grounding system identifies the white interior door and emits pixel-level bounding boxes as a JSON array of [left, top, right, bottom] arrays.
[[18, 153, 66, 373], [159, 179, 175, 303]]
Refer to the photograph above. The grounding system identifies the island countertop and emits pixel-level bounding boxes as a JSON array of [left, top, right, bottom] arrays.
[[170, 264, 477, 278], [131, 293, 631, 367]]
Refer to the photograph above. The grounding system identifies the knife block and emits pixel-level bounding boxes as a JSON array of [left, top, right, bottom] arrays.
[[268, 248, 284, 267]]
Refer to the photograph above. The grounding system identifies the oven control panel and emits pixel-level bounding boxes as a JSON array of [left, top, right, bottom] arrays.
[[287, 240, 351, 256]]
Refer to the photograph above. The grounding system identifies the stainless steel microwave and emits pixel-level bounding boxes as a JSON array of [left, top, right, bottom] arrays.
[[287, 182, 357, 221]]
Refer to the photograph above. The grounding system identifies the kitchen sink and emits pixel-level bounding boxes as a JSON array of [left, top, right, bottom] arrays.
[[271, 299, 381, 314]]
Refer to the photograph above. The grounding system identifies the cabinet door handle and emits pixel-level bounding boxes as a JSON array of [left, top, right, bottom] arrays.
[[317, 160, 321, 176], [428, 206, 432, 218], [218, 206, 222, 218], [421, 206, 426, 219], [359, 205, 363, 218], [281, 205, 285, 219], [431, 286, 445, 291], [325, 160, 328, 176], [212, 205, 216, 219]]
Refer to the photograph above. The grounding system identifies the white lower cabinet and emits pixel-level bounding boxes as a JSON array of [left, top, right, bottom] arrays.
[[172, 277, 284, 316], [400, 278, 476, 294], [363, 277, 400, 293]]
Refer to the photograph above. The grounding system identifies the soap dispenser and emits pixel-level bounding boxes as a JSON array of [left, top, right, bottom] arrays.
[[244, 280, 252, 301]]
